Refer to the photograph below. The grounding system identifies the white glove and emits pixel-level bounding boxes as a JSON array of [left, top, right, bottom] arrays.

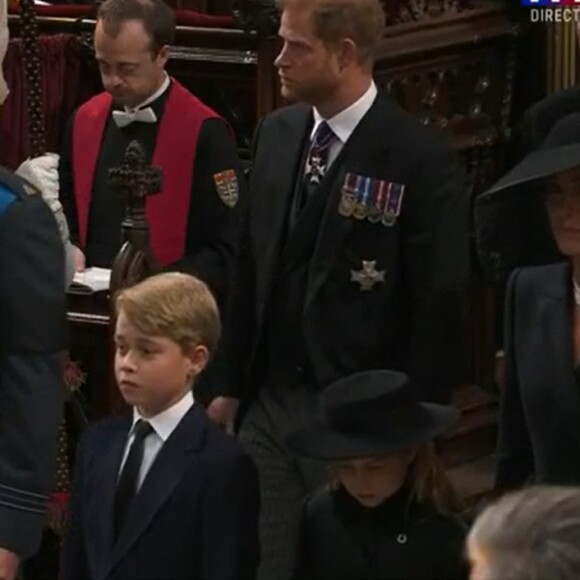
[[16, 153, 77, 287], [16, 153, 61, 212]]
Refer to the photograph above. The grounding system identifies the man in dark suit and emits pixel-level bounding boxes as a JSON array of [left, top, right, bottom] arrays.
[[61, 273, 259, 580], [0, 6, 67, 577], [206, 0, 470, 578]]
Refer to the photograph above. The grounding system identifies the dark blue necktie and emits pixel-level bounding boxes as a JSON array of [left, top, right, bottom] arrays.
[[114, 419, 153, 540]]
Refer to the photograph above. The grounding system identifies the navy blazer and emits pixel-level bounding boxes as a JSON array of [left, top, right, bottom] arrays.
[[496, 261, 580, 488], [60, 404, 260, 580]]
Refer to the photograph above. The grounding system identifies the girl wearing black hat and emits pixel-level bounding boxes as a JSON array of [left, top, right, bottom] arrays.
[[286, 370, 468, 580]]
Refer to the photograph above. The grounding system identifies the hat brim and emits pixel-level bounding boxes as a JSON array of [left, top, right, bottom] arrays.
[[285, 404, 458, 461], [484, 143, 580, 197]]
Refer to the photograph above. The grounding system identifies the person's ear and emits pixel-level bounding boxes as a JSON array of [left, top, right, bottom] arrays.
[[185, 344, 209, 379], [336, 38, 358, 72], [155, 44, 170, 67]]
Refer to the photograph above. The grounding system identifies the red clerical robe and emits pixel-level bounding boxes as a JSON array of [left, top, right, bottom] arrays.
[[71, 79, 219, 265]]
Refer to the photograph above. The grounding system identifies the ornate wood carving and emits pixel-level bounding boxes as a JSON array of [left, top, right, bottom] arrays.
[[109, 140, 161, 295], [374, 5, 520, 198], [18, 0, 46, 156], [232, 0, 279, 35], [386, 0, 472, 24]]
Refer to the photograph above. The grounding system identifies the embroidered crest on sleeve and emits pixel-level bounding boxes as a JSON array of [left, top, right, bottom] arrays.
[[213, 169, 239, 208]]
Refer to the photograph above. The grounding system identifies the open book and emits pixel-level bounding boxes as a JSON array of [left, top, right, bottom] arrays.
[[69, 267, 111, 294]]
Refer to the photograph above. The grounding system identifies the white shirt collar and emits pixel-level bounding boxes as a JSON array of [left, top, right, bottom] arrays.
[[311, 81, 378, 144], [131, 390, 194, 442], [125, 72, 170, 113]]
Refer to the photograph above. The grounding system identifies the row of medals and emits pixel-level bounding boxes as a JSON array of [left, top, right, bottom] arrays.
[[338, 189, 397, 227]]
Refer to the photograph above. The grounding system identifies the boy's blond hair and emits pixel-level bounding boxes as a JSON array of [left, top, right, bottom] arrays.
[[114, 272, 221, 357]]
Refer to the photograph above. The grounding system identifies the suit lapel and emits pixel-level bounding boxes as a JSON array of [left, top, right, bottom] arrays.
[[279, 158, 343, 273], [305, 96, 389, 309], [104, 405, 207, 577], [253, 106, 311, 307], [541, 263, 580, 447], [86, 418, 131, 580]]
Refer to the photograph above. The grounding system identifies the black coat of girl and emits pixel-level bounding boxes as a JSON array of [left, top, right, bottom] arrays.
[[294, 484, 468, 580]]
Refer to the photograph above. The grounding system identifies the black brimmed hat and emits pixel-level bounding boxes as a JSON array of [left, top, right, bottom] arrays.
[[484, 111, 580, 197], [474, 112, 580, 279], [285, 370, 458, 461]]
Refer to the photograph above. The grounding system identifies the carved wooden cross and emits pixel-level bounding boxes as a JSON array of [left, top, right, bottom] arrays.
[[109, 140, 162, 238], [108, 140, 162, 294]]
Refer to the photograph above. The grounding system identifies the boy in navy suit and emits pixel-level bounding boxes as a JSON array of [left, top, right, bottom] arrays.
[[61, 272, 260, 580]]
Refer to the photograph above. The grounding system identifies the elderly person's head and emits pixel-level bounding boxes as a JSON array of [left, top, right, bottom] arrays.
[[467, 486, 580, 580]]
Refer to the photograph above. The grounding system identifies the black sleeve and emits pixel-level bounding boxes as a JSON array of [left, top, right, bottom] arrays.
[[292, 504, 314, 580], [495, 269, 534, 490], [200, 451, 260, 579], [59, 432, 90, 580], [436, 515, 469, 580], [197, 118, 264, 403], [170, 118, 247, 310], [0, 194, 67, 558], [402, 139, 470, 403], [58, 113, 80, 246]]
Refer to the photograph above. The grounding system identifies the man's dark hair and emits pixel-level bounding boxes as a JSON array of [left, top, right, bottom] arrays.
[[97, 0, 175, 54]]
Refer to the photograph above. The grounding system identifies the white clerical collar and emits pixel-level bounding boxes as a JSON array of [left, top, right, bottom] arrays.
[[124, 72, 170, 113], [311, 81, 378, 144], [131, 390, 194, 442]]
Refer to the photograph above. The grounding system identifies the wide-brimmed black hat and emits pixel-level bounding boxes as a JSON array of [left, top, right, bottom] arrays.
[[474, 112, 580, 280], [285, 370, 458, 461], [484, 111, 580, 197]]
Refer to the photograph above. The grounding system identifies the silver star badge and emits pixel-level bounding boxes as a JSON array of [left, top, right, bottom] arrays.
[[350, 260, 385, 291]]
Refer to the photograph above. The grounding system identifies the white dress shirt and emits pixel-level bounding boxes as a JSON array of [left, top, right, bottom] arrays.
[[118, 390, 194, 490], [309, 81, 378, 169]]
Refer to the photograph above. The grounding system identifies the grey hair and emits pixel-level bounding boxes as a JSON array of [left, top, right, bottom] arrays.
[[468, 486, 580, 580]]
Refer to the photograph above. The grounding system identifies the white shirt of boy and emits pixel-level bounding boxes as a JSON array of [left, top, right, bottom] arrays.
[[118, 391, 194, 489]]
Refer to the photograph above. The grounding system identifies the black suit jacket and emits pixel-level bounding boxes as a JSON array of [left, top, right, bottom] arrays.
[[60, 404, 260, 580], [496, 261, 580, 489], [221, 94, 470, 404], [0, 167, 66, 558]]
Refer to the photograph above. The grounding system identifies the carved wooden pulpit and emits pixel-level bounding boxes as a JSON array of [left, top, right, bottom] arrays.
[[109, 140, 162, 296]]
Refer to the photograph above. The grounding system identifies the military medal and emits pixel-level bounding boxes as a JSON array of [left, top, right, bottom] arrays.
[[338, 173, 358, 217], [353, 176, 371, 221], [338, 190, 357, 217], [382, 182, 405, 227], [350, 260, 386, 291], [368, 180, 386, 224]]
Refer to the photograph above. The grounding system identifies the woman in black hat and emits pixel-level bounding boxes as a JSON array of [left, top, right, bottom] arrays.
[[286, 369, 467, 580], [479, 114, 580, 490]]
